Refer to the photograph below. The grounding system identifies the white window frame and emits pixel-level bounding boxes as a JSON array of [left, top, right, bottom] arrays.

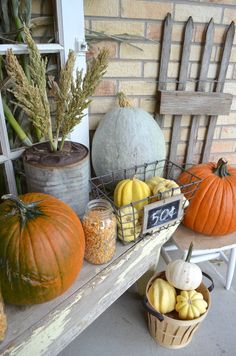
[[0, 0, 88, 195]]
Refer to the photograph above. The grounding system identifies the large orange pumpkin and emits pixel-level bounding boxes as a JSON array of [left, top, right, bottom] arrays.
[[178, 158, 236, 236], [0, 193, 85, 304]]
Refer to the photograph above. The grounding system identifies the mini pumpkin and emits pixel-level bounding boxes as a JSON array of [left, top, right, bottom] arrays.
[[114, 177, 151, 211], [0, 193, 85, 304], [165, 243, 202, 290], [152, 179, 181, 199], [146, 176, 165, 193], [175, 290, 208, 320]]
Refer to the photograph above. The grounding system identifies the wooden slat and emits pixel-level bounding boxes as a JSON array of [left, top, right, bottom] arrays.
[[202, 21, 235, 163], [156, 13, 173, 128], [0, 43, 64, 55], [185, 19, 215, 165], [159, 91, 232, 115], [169, 17, 194, 163]]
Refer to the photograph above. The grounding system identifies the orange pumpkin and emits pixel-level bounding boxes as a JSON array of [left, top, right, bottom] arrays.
[[178, 158, 236, 236], [0, 193, 85, 304]]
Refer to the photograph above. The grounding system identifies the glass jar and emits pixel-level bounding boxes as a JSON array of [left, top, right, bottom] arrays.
[[82, 199, 117, 264]]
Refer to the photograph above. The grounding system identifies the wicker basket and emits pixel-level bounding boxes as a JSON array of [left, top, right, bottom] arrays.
[[143, 271, 213, 349]]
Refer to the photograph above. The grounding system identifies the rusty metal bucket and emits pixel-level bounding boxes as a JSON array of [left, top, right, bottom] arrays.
[[23, 141, 90, 218]]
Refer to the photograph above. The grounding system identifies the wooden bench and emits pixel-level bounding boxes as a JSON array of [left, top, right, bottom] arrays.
[[161, 224, 236, 290], [0, 224, 179, 355]]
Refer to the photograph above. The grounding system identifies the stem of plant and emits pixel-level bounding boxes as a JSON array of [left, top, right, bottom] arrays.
[[59, 136, 66, 151], [3, 100, 32, 146], [185, 242, 193, 262]]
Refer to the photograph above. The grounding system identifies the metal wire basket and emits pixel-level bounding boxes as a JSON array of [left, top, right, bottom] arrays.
[[90, 159, 202, 244]]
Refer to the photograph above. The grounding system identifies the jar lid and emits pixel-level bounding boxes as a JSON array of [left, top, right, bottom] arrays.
[[85, 199, 113, 216]]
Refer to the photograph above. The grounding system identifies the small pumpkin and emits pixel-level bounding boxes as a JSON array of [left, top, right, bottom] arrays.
[[114, 177, 151, 211], [166, 243, 202, 290], [152, 179, 181, 199], [146, 176, 165, 193], [0, 193, 85, 305], [175, 290, 208, 320], [148, 278, 176, 314], [178, 158, 236, 236]]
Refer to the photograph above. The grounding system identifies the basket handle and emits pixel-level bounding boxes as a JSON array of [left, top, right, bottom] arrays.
[[142, 297, 164, 322], [202, 271, 214, 292]]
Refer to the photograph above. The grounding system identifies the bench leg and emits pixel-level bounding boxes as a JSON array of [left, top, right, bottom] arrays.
[[226, 247, 236, 290]]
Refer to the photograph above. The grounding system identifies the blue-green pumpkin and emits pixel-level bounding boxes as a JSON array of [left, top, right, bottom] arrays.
[[92, 93, 166, 177]]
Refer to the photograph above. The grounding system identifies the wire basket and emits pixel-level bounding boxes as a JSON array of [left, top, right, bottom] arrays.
[[90, 159, 202, 244]]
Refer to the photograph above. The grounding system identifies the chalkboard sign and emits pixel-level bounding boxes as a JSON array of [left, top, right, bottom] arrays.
[[142, 194, 184, 234]]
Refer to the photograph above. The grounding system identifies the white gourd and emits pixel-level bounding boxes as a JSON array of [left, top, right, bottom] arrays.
[[165, 242, 202, 290]]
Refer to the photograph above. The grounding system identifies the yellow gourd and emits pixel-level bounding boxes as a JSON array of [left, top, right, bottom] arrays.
[[117, 206, 139, 225], [148, 278, 176, 314], [146, 176, 165, 193], [175, 290, 208, 320], [153, 179, 181, 199], [114, 177, 151, 211], [0, 288, 7, 341], [118, 222, 141, 242], [117, 206, 140, 242]]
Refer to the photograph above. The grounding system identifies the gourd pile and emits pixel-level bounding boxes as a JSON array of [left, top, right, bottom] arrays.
[[114, 175, 183, 243], [148, 243, 208, 320]]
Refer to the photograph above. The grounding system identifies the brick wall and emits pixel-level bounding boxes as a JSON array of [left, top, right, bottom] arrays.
[[84, 0, 236, 165]]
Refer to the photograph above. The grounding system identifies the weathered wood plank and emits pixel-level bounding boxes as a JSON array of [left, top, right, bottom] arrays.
[[186, 19, 215, 165], [156, 13, 173, 128], [202, 21, 235, 163], [169, 17, 194, 163], [0, 225, 179, 356], [159, 90, 232, 115]]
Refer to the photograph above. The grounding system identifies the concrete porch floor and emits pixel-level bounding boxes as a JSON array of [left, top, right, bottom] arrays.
[[59, 253, 236, 356]]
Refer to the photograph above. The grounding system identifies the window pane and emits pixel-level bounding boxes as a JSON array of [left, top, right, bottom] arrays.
[[0, 0, 56, 45], [31, 0, 56, 44], [0, 164, 8, 196]]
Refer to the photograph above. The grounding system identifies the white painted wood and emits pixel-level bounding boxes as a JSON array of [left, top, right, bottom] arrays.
[[0, 226, 178, 355], [56, 0, 89, 149], [0, 43, 64, 55], [226, 247, 236, 290]]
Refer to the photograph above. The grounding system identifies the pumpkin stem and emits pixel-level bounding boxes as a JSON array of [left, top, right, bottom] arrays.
[[185, 242, 193, 262], [117, 92, 132, 108], [1, 194, 44, 226], [213, 158, 231, 177]]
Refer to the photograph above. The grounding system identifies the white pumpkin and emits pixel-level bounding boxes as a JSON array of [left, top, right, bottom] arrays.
[[165, 243, 202, 290], [92, 93, 166, 179]]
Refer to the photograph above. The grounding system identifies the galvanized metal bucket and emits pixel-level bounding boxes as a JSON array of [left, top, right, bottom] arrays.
[[23, 141, 90, 218]]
